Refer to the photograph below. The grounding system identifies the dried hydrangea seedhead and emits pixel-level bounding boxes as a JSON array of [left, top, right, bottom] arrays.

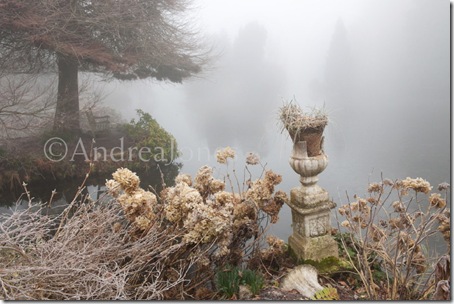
[[233, 200, 257, 222], [161, 154, 286, 259], [163, 176, 236, 257], [164, 182, 203, 223], [134, 215, 152, 230], [265, 170, 283, 185], [260, 235, 286, 262], [214, 191, 234, 205], [194, 165, 213, 196], [216, 146, 235, 164], [261, 200, 282, 224], [175, 173, 193, 186], [438, 182, 450, 192], [358, 198, 368, 208], [245, 152, 260, 165], [369, 225, 386, 242], [400, 177, 432, 194], [360, 204, 371, 218], [341, 220, 351, 229], [112, 167, 140, 194], [107, 168, 157, 231], [209, 179, 225, 194], [349, 201, 359, 211], [368, 183, 383, 193], [116, 189, 156, 227], [338, 206, 347, 216], [266, 235, 286, 250], [437, 210, 450, 244], [411, 251, 426, 274], [367, 197, 378, 205], [392, 201, 406, 212], [181, 196, 234, 255], [192, 165, 226, 197], [259, 190, 288, 223], [382, 178, 394, 186], [105, 179, 121, 198], [388, 218, 402, 230], [429, 193, 447, 209], [245, 170, 283, 206]]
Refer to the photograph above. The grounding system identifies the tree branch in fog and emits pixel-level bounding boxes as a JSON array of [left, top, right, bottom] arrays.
[[0, 73, 56, 138], [0, 72, 109, 139]]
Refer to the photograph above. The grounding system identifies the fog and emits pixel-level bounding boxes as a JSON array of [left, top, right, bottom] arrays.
[[102, 0, 450, 239]]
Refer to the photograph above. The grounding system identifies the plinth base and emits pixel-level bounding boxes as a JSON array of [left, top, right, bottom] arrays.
[[287, 185, 339, 261], [289, 233, 338, 261]]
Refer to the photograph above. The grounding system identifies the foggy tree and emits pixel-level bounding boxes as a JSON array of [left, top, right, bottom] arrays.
[[0, 0, 206, 132], [185, 22, 285, 152], [322, 19, 356, 149], [324, 19, 354, 105]]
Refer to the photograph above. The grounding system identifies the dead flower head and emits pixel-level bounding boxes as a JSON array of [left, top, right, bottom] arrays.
[[266, 235, 286, 251], [400, 177, 432, 194], [256, 191, 287, 224], [111, 167, 140, 194], [175, 173, 192, 186], [411, 251, 426, 274], [382, 178, 394, 186], [245, 152, 260, 165], [341, 220, 352, 229], [216, 146, 235, 164], [105, 179, 121, 198], [437, 182, 450, 192], [392, 201, 406, 212], [398, 231, 415, 248], [367, 197, 379, 205], [194, 165, 213, 196], [370, 225, 386, 242], [389, 218, 404, 230], [209, 179, 225, 194], [368, 182, 383, 193], [429, 193, 447, 209]]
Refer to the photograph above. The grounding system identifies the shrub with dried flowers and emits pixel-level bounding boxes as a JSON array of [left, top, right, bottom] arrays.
[[160, 148, 288, 264], [0, 147, 288, 300], [0, 180, 205, 300], [336, 176, 450, 300], [106, 167, 157, 231], [105, 148, 288, 297]]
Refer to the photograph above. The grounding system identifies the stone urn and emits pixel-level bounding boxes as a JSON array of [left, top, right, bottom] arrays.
[[288, 126, 325, 158], [286, 126, 339, 261]]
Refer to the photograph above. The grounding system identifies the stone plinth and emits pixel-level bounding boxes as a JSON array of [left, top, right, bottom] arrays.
[[287, 186, 338, 261], [286, 140, 338, 261]]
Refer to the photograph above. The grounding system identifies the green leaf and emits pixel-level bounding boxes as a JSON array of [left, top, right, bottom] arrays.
[[311, 286, 340, 300]]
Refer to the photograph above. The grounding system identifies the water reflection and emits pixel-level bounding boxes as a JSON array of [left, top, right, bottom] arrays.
[[0, 172, 164, 218]]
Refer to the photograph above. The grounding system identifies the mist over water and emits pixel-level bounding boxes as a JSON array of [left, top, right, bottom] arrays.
[[100, 0, 449, 240]]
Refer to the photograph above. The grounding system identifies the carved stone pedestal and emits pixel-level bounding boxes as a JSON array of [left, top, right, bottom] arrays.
[[287, 186, 338, 261], [287, 140, 338, 261]]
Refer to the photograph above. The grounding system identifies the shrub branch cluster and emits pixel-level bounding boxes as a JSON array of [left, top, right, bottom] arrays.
[[337, 176, 450, 300]]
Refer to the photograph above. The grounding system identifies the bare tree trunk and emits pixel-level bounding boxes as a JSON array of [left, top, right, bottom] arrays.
[[54, 53, 80, 132]]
